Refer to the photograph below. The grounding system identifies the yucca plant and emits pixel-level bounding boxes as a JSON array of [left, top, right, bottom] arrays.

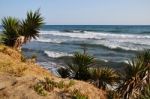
[[137, 50, 150, 83], [137, 50, 150, 66], [1, 9, 44, 50], [90, 67, 120, 90], [68, 52, 94, 80], [1, 17, 20, 47], [118, 58, 148, 99], [20, 9, 44, 43]]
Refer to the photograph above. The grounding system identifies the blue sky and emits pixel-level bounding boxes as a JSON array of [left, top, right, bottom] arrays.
[[0, 0, 150, 25]]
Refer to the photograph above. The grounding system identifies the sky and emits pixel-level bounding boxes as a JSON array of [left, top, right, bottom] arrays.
[[0, 0, 150, 25]]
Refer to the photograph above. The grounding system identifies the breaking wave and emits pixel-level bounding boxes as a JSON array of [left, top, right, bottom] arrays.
[[44, 50, 72, 58], [34, 30, 150, 51]]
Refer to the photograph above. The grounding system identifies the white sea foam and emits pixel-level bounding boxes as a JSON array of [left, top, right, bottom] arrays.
[[44, 50, 72, 58], [39, 30, 150, 39], [101, 59, 109, 62], [37, 30, 150, 51], [35, 38, 63, 43], [124, 60, 129, 64]]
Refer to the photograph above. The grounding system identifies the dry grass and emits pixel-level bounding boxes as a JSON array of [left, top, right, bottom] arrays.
[[0, 44, 51, 77], [0, 44, 21, 61], [0, 44, 106, 99]]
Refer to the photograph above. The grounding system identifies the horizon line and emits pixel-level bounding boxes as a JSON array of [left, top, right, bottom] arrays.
[[0, 24, 150, 26]]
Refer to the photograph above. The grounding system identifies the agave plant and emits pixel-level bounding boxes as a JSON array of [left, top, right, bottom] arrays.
[[90, 67, 120, 90], [1, 17, 20, 47], [68, 52, 94, 80], [1, 9, 44, 50], [118, 58, 148, 99]]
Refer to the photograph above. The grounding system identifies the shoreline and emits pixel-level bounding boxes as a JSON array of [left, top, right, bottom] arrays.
[[34, 55, 129, 77]]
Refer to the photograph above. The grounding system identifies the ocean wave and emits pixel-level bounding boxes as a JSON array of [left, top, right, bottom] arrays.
[[61, 30, 85, 33], [37, 30, 150, 51], [35, 38, 64, 43], [44, 50, 72, 58], [39, 30, 150, 39], [68, 42, 143, 52], [91, 42, 147, 51]]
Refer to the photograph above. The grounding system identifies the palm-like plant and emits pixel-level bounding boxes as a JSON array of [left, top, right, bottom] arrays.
[[137, 50, 150, 83], [1, 9, 44, 50], [90, 67, 120, 90], [1, 17, 20, 47], [68, 52, 94, 80], [137, 50, 150, 65], [20, 9, 44, 43], [118, 58, 148, 99]]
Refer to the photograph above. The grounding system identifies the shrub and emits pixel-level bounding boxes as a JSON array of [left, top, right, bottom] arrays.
[[34, 83, 47, 96], [34, 77, 75, 96], [1, 9, 44, 50], [117, 50, 150, 99], [71, 89, 88, 99], [68, 80, 75, 87], [89, 67, 120, 90], [43, 77, 57, 89], [57, 80, 65, 89], [1, 17, 20, 47], [68, 52, 94, 80]]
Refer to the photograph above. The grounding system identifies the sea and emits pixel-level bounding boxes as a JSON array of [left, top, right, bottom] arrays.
[[1, 25, 150, 73]]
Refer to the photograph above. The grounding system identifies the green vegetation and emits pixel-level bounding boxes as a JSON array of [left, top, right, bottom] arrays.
[[140, 84, 150, 99], [71, 89, 88, 99], [66, 52, 120, 90], [34, 83, 47, 96], [68, 80, 75, 87], [1, 17, 20, 46], [34, 77, 76, 96], [62, 49, 150, 99], [68, 52, 94, 80], [0, 34, 3, 42], [1, 9, 44, 50], [118, 51, 150, 99], [1, 8, 150, 99], [20, 9, 44, 42], [118, 50, 150, 99], [90, 67, 120, 90]]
